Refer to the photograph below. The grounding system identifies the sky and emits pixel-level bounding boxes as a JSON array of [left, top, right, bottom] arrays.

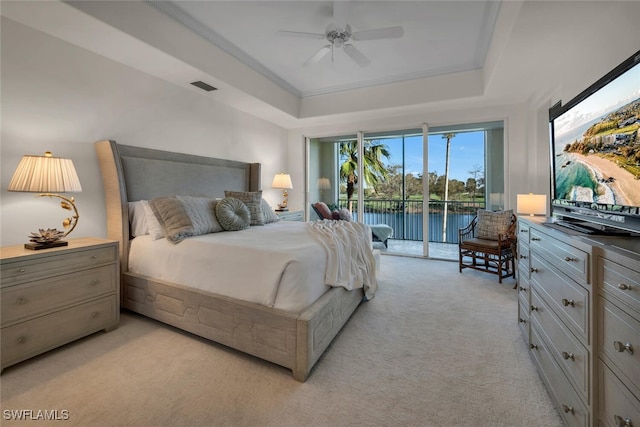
[[375, 131, 486, 182]]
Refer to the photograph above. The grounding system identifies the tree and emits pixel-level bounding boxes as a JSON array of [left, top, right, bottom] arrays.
[[441, 133, 456, 241], [339, 140, 390, 213]]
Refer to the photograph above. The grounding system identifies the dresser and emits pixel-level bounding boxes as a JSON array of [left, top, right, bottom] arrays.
[[518, 217, 640, 427], [276, 210, 305, 222], [596, 240, 640, 427], [1, 238, 119, 371]]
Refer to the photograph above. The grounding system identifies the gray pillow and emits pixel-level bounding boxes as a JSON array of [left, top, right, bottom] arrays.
[[261, 199, 280, 224], [476, 209, 513, 241], [149, 196, 194, 243], [215, 197, 251, 231], [176, 195, 223, 234], [224, 190, 264, 226]]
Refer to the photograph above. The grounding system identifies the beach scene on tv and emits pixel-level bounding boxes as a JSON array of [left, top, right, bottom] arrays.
[[553, 63, 640, 208]]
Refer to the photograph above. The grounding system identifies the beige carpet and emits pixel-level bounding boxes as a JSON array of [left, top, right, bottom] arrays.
[[1, 256, 562, 426]]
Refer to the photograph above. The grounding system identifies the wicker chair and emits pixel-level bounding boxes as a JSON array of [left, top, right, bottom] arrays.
[[458, 213, 517, 283]]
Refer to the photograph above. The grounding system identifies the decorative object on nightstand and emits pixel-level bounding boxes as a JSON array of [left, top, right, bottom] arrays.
[[8, 152, 82, 250], [516, 193, 547, 217], [276, 210, 304, 222], [0, 238, 119, 372], [272, 173, 293, 211]]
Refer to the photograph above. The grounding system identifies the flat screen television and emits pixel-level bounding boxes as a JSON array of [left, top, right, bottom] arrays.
[[549, 49, 640, 235]]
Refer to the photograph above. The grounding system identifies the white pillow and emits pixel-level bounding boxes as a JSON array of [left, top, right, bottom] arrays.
[[141, 200, 165, 240], [128, 201, 149, 237]]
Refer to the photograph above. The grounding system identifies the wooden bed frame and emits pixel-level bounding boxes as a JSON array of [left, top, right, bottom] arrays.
[[95, 140, 364, 381]]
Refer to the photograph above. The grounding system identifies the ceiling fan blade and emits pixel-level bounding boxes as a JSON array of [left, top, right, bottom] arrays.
[[304, 45, 331, 66], [333, 0, 350, 31], [343, 44, 371, 67], [277, 30, 325, 40], [352, 26, 404, 41]]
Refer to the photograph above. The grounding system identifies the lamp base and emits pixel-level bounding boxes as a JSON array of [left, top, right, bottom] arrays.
[[275, 208, 289, 212], [24, 240, 69, 250]]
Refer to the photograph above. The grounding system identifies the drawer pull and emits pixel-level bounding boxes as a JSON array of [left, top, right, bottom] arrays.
[[91, 311, 99, 318], [618, 284, 631, 291], [614, 415, 633, 427], [519, 229, 528, 233], [530, 267, 538, 273], [562, 298, 575, 307], [16, 336, 26, 344], [18, 268, 25, 273], [613, 341, 634, 354], [91, 255, 97, 259], [531, 237, 541, 241], [90, 279, 99, 286], [561, 404, 575, 415], [530, 344, 538, 350], [519, 286, 527, 292], [561, 351, 575, 361], [564, 256, 576, 262], [16, 297, 26, 305], [519, 318, 527, 324], [519, 254, 527, 259], [530, 305, 539, 312]]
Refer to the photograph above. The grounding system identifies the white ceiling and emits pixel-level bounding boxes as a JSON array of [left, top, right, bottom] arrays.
[[149, 1, 501, 97]]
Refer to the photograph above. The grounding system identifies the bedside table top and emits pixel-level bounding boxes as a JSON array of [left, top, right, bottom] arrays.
[[0, 237, 117, 262]]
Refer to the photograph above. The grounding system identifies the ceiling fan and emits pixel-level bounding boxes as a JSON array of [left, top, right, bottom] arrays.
[[277, 1, 404, 67]]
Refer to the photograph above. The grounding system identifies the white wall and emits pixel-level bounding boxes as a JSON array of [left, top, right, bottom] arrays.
[[1, 18, 288, 246]]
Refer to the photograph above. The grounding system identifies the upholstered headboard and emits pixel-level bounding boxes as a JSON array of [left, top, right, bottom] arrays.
[[95, 140, 261, 270]]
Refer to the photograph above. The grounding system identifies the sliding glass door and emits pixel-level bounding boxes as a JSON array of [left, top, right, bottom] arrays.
[[306, 121, 504, 259]]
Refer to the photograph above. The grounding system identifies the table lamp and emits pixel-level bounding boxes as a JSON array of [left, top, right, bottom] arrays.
[[8, 151, 82, 249], [272, 173, 293, 211], [516, 193, 547, 217]]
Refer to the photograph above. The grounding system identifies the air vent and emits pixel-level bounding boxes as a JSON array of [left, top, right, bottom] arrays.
[[190, 81, 217, 92]]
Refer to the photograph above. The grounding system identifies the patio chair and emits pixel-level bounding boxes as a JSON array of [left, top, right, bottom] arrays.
[[458, 210, 516, 283], [311, 202, 393, 248]]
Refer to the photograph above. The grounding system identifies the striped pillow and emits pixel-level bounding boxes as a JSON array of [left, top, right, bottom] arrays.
[[224, 190, 264, 226]]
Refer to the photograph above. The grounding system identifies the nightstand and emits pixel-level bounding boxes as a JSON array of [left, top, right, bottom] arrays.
[[276, 210, 305, 222], [1, 238, 119, 371]]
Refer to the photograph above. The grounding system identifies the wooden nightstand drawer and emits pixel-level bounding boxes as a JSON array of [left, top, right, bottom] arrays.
[[1, 244, 117, 288], [1, 295, 117, 369], [1, 264, 118, 325]]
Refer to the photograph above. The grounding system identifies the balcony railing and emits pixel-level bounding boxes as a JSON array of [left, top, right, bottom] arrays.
[[338, 198, 484, 244]]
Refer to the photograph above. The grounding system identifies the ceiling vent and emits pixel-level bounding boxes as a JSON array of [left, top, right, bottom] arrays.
[[190, 81, 217, 92]]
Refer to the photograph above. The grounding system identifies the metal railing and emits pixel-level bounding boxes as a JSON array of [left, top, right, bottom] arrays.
[[338, 198, 484, 244]]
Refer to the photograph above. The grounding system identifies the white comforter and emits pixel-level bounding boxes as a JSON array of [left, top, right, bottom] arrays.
[[128, 221, 377, 313]]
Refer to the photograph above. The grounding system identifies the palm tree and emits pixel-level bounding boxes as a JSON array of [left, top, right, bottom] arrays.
[[339, 140, 390, 213], [441, 133, 456, 241]]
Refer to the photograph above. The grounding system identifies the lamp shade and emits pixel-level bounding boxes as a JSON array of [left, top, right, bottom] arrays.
[[8, 152, 82, 193], [272, 173, 293, 190], [318, 177, 331, 190], [516, 193, 547, 216]]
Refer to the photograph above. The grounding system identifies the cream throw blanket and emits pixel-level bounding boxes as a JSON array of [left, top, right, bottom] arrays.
[[309, 220, 378, 300]]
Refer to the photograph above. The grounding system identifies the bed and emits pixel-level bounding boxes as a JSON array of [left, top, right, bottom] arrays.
[[95, 140, 377, 381]]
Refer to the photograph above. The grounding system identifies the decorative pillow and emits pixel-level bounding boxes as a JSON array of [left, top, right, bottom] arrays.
[[128, 201, 149, 237], [476, 209, 513, 241], [224, 190, 264, 226], [313, 202, 333, 220], [176, 195, 223, 234], [338, 208, 352, 221], [331, 211, 341, 220], [149, 197, 194, 243], [215, 197, 251, 231], [141, 200, 165, 240], [261, 198, 280, 224]]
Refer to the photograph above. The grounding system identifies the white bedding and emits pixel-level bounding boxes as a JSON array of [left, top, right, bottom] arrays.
[[128, 221, 376, 313]]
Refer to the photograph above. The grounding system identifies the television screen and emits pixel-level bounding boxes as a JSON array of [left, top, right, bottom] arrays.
[[550, 50, 640, 233]]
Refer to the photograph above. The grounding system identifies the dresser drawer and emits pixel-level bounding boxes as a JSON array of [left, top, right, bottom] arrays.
[[599, 362, 640, 427], [530, 228, 588, 283], [517, 220, 530, 243], [517, 273, 530, 308], [518, 240, 530, 281], [1, 295, 117, 369], [1, 245, 117, 288], [530, 327, 589, 427], [531, 289, 590, 399], [518, 298, 530, 342], [531, 252, 590, 342], [599, 257, 640, 315], [1, 264, 117, 325], [599, 297, 640, 396]]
